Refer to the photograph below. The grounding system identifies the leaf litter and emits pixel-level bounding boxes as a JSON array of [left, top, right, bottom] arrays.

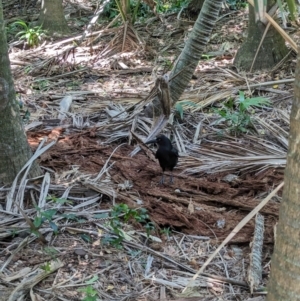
[[0, 2, 295, 300]]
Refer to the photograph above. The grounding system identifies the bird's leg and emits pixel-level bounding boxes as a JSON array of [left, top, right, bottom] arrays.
[[169, 172, 174, 184], [159, 173, 165, 185]]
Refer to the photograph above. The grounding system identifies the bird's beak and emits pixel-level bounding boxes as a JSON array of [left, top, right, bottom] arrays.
[[145, 138, 157, 144]]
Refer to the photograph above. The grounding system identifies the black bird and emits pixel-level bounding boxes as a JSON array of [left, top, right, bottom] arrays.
[[146, 134, 178, 184]]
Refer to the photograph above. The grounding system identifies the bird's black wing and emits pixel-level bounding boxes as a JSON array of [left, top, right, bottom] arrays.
[[171, 147, 179, 157]]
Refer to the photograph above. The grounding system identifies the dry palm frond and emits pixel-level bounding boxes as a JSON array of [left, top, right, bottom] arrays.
[[162, 101, 290, 175], [94, 92, 289, 175], [99, 22, 144, 58], [7, 259, 63, 301], [190, 89, 235, 111], [254, 113, 289, 148], [6, 139, 56, 213], [181, 134, 286, 175]]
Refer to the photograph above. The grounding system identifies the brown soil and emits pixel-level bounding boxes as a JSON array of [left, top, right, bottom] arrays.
[[28, 128, 282, 245]]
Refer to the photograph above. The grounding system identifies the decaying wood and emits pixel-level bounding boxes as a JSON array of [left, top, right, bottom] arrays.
[[248, 213, 264, 294]]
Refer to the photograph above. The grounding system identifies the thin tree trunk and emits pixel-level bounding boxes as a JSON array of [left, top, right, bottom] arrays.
[[169, 0, 223, 104], [0, 0, 41, 184], [266, 51, 300, 300], [143, 0, 222, 118], [38, 0, 70, 35]]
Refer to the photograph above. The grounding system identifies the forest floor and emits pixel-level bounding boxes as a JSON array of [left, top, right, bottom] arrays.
[[0, 1, 296, 301]]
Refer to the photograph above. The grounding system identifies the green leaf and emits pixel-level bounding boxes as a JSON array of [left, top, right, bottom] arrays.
[[201, 54, 213, 60], [43, 247, 59, 257], [42, 209, 57, 221], [225, 98, 235, 109], [85, 275, 99, 284], [93, 213, 109, 219], [51, 197, 71, 204], [24, 109, 30, 120], [31, 229, 41, 237], [286, 0, 296, 21], [80, 234, 92, 243], [238, 90, 245, 102], [175, 103, 184, 119], [33, 216, 43, 228], [49, 221, 58, 234], [112, 203, 129, 216], [101, 235, 114, 245], [227, 112, 239, 124], [215, 108, 228, 118], [145, 222, 155, 237], [12, 20, 28, 29], [175, 100, 197, 120], [78, 285, 97, 300], [41, 262, 51, 272], [111, 237, 124, 248], [240, 96, 270, 111]]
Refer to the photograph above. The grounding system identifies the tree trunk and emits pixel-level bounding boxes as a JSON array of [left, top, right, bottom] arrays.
[[144, 0, 223, 117], [186, 0, 205, 18], [143, 0, 223, 118], [0, 0, 41, 184], [266, 51, 300, 300], [169, 0, 223, 105], [234, 1, 288, 71], [38, 0, 70, 35]]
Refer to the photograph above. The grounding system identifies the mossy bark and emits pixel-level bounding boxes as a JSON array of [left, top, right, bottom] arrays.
[[234, 4, 289, 71], [0, 1, 41, 184], [38, 0, 70, 35]]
